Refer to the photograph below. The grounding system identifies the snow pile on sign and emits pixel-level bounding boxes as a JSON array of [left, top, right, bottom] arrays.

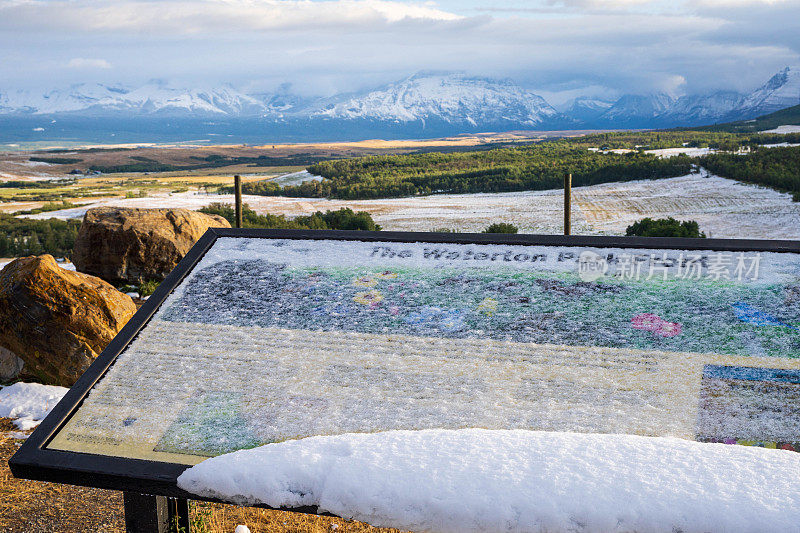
[[0, 382, 68, 430], [178, 429, 800, 533]]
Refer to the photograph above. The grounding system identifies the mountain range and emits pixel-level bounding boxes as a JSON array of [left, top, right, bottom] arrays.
[[1, 67, 799, 142]]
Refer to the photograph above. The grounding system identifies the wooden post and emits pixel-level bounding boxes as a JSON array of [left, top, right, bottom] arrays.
[[124, 493, 190, 533], [563, 172, 572, 236], [234, 175, 243, 229]]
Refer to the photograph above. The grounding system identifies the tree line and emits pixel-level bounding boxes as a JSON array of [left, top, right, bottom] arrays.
[[236, 130, 800, 201], [242, 143, 694, 200], [199, 203, 381, 231], [0, 214, 80, 258], [699, 146, 800, 200]]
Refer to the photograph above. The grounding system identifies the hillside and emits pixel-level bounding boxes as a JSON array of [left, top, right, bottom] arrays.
[[697, 104, 800, 133]]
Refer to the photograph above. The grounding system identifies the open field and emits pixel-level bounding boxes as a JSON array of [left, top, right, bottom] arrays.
[[19, 172, 800, 240]]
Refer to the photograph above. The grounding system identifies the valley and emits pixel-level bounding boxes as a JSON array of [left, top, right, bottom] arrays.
[[1, 111, 799, 262]]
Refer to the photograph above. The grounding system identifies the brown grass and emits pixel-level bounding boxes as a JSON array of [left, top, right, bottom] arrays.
[[0, 418, 125, 532], [1, 419, 401, 533], [188, 501, 402, 533]]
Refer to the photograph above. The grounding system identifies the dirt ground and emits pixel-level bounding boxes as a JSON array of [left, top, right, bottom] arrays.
[[0, 419, 401, 533]]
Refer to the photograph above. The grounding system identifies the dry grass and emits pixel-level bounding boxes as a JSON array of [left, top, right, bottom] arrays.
[[189, 501, 402, 533], [1, 419, 402, 533], [0, 418, 125, 532]]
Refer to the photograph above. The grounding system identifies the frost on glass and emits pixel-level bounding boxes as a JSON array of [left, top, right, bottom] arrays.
[[47, 237, 800, 463]]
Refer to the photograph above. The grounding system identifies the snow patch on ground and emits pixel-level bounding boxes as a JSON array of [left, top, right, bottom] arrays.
[[0, 382, 68, 431], [269, 170, 324, 187], [644, 147, 713, 158], [760, 125, 800, 134], [760, 142, 800, 148], [179, 429, 800, 533]]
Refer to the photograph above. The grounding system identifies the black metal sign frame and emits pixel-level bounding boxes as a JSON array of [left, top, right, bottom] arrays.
[[9, 228, 800, 509]]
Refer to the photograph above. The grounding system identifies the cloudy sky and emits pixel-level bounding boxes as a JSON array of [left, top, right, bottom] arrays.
[[1, 0, 798, 103]]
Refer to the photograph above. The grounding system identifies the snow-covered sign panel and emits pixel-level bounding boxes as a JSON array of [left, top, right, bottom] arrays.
[[45, 232, 800, 465]]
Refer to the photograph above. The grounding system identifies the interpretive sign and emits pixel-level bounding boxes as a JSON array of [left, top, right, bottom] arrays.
[[10, 229, 800, 498]]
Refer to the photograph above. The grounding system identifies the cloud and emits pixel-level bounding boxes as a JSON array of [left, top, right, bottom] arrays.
[[0, 0, 797, 98], [66, 57, 112, 69], [0, 1, 461, 33]]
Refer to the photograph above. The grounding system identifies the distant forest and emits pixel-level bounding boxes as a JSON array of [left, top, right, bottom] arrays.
[[236, 130, 800, 200], [0, 215, 80, 258]]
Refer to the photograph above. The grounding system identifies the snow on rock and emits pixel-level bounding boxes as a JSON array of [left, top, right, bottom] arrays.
[[0, 259, 74, 271], [0, 382, 68, 431], [178, 429, 800, 533]]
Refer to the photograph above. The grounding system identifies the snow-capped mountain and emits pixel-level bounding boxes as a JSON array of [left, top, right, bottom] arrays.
[[563, 97, 614, 123], [309, 72, 561, 127], [0, 84, 128, 114], [252, 83, 316, 116], [597, 94, 675, 126], [665, 91, 745, 125], [740, 66, 800, 115], [2, 67, 800, 141], [577, 67, 800, 128], [0, 82, 270, 116], [118, 82, 268, 116]]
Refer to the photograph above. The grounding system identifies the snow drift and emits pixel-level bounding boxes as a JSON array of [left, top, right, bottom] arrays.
[[178, 428, 800, 533], [0, 382, 68, 430]]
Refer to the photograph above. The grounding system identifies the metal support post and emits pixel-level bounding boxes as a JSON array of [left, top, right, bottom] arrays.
[[124, 492, 190, 533]]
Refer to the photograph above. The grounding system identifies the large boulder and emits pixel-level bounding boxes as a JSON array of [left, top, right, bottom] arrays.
[[0, 255, 136, 386], [73, 207, 230, 284], [0, 345, 24, 382]]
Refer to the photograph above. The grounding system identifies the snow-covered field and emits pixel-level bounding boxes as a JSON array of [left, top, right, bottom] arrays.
[[644, 147, 713, 158], [572, 173, 800, 239], [761, 142, 800, 148], [179, 428, 800, 533], [22, 172, 800, 240], [589, 147, 713, 158], [760, 125, 800, 134], [269, 170, 324, 186]]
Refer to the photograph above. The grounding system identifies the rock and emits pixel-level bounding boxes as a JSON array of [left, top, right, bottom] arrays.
[[0, 346, 24, 382], [0, 255, 136, 386], [72, 207, 230, 284]]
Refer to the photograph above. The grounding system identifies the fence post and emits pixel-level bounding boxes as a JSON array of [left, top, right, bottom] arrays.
[[564, 172, 572, 236], [234, 175, 243, 229]]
